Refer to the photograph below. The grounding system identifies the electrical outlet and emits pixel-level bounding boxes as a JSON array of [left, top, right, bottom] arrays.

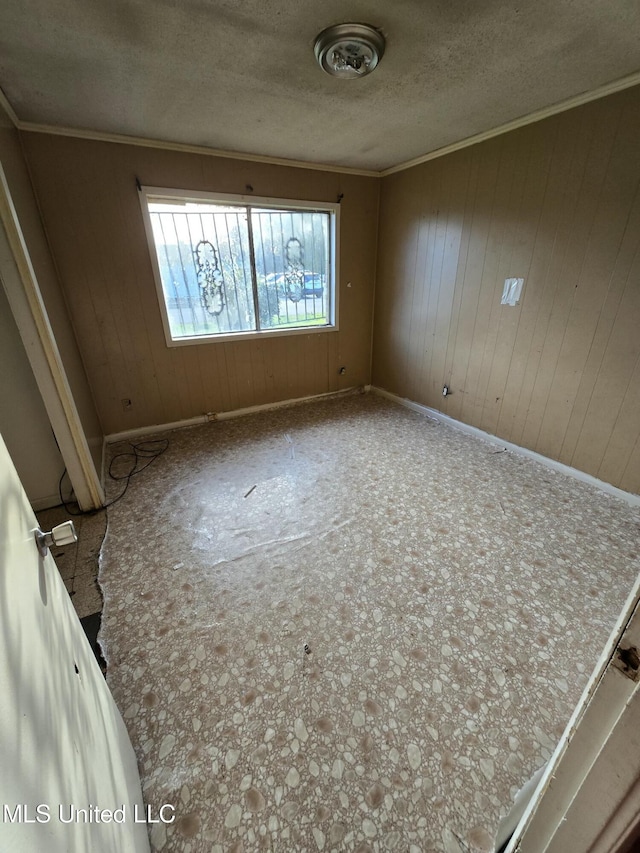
[[121, 398, 132, 410], [442, 385, 449, 397]]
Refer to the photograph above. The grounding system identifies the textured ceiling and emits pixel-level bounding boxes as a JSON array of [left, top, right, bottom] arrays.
[[1, 0, 640, 171]]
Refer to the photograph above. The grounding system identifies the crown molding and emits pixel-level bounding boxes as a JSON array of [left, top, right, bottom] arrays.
[[15, 121, 380, 177], [4, 68, 640, 178], [381, 69, 640, 176]]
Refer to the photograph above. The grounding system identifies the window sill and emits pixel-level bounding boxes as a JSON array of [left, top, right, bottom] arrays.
[[164, 323, 338, 347]]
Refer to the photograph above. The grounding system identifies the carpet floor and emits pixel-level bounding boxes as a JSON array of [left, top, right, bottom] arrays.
[[98, 392, 640, 853]]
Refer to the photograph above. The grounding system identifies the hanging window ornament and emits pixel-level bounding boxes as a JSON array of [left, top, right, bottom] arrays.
[[284, 237, 305, 303], [195, 240, 225, 316]]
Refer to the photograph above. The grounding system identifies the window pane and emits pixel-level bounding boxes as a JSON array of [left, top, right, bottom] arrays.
[[148, 201, 255, 339], [144, 194, 335, 343], [250, 209, 331, 331]]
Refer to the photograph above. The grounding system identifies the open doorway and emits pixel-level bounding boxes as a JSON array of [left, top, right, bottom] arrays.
[[0, 160, 103, 511]]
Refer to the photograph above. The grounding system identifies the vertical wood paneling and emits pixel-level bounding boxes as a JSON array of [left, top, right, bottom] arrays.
[[373, 85, 640, 494], [465, 130, 526, 431], [515, 105, 601, 454], [406, 164, 436, 402], [495, 114, 568, 444], [591, 246, 640, 488], [507, 108, 590, 449], [448, 139, 504, 423], [429, 153, 472, 402], [532, 97, 625, 461], [559, 109, 640, 471], [21, 135, 379, 433], [412, 173, 439, 402], [480, 124, 555, 437]]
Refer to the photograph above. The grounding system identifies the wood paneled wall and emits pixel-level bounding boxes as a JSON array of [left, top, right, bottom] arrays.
[[373, 86, 640, 494], [0, 104, 103, 470], [21, 135, 379, 434]]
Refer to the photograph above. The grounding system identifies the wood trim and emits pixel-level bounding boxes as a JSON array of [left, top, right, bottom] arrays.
[[380, 71, 640, 176], [105, 386, 365, 443], [17, 122, 379, 177], [0, 162, 104, 509], [5, 74, 640, 178], [138, 185, 341, 348], [505, 584, 640, 852], [106, 414, 209, 444], [371, 386, 640, 507]]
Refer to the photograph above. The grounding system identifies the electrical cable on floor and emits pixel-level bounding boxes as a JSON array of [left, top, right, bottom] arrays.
[[58, 438, 169, 516]]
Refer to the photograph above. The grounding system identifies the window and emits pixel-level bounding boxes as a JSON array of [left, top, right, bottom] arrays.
[[139, 187, 339, 346]]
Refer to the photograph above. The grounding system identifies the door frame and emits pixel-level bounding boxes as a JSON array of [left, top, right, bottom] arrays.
[[0, 161, 103, 510], [505, 570, 640, 852]]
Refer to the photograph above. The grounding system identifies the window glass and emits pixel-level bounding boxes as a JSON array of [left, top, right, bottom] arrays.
[[144, 194, 335, 344]]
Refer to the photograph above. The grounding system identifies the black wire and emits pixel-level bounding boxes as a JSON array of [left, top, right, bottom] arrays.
[[58, 438, 169, 516]]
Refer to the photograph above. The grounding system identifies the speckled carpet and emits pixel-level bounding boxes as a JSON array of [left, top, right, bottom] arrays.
[[99, 392, 640, 852]]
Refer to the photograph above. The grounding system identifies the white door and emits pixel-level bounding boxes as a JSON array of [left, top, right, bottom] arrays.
[[0, 434, 150, 853]]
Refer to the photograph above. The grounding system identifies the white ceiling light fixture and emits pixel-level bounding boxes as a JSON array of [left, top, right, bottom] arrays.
[[314, 23, 385, 79]]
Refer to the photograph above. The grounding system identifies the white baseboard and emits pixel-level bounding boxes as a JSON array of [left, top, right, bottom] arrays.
[[105, 386, 365, 444], [371, 386, 640, 508]]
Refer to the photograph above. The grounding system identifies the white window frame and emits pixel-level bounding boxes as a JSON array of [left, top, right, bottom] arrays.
[[139, 186, 340, 347]]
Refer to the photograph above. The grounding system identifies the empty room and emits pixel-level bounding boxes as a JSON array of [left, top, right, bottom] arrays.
[[1, 3, 640, 852]]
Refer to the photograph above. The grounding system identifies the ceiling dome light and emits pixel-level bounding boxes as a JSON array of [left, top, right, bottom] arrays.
[[314, 23, 385, 79]]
